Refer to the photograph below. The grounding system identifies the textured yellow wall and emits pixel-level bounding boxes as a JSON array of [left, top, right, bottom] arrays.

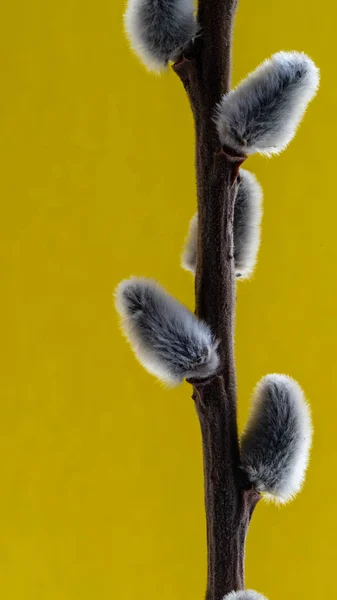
[[0, 0, 334, 598]]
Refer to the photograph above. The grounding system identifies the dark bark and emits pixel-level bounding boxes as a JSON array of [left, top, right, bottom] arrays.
[[173, 2, 261, 598], [192, 377, 260, 600]]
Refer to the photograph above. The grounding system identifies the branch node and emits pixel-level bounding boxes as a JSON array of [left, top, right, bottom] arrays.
[[214, 148, 246, 183], [186, 370, 223, 388]]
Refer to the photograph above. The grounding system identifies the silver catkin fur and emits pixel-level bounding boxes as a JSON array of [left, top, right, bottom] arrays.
[[115, 277, 219, 385], [223, 591, 268, 600], [215, 51, 319, 156], [124, 0, 197, 72], [240, 374, 313, 503], [181, 170, 263, 279]]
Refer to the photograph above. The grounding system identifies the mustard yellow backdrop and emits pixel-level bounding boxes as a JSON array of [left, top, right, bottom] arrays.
[[0, 0, 334, 598]]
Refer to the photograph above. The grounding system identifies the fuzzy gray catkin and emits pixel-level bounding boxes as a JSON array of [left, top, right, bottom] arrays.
[[181, 169, 263, 279], [240, 374, 312, 503], [124, 0, 197, 72], [215, 51, 319, 156], [115, 277, 219, 385], [223, 591, 268, 600]]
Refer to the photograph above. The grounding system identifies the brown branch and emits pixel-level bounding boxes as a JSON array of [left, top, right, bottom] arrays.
[[173, 3, 261, 599]]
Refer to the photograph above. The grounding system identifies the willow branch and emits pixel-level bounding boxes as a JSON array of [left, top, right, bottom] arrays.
[[173, 3, 261, 599]]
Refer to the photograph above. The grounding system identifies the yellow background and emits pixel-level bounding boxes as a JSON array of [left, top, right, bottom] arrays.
[[0, 0, 334, 598]]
